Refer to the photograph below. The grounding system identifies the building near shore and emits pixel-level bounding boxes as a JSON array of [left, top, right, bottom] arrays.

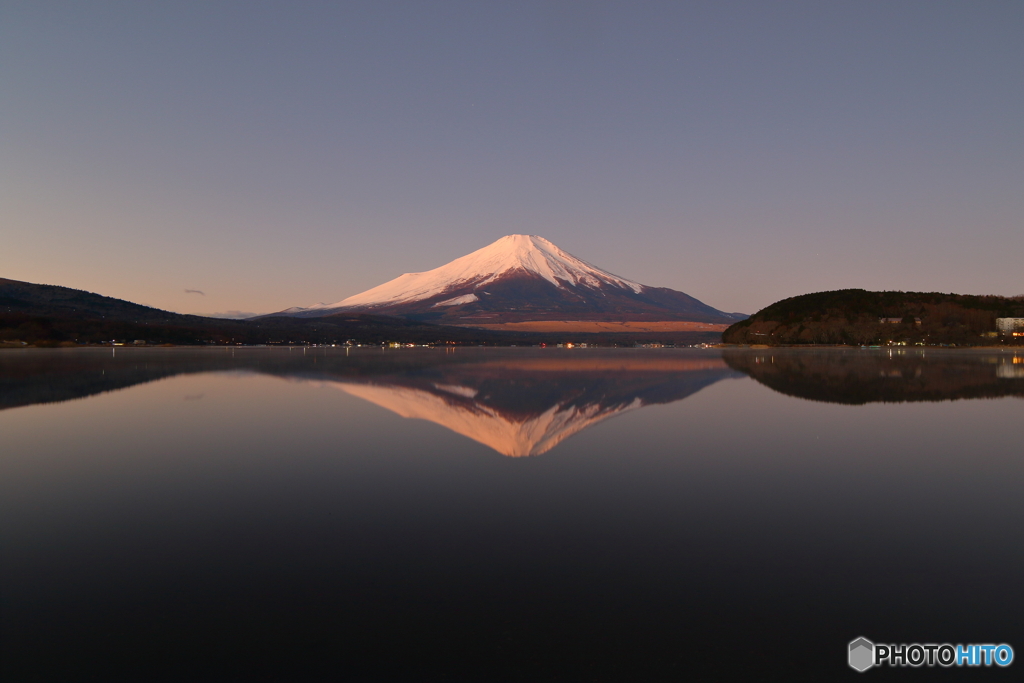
[[996, 318, 1024, 335]]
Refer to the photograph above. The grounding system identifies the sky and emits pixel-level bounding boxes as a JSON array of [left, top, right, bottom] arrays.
[[2, 1, 1022, 317]]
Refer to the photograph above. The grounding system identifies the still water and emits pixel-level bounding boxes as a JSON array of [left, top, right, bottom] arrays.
[[1, 347, 1022, 681]]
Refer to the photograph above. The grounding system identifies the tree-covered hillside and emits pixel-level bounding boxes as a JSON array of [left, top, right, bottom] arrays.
[[723, 289, 1024, 346]]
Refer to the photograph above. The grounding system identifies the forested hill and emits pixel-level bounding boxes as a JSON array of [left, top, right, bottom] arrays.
[[0, 277, 213, 324], [723, 289, 1024, 346]]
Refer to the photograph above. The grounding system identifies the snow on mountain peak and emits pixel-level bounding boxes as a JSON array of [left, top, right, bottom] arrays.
[[314, 235, 643, 311]]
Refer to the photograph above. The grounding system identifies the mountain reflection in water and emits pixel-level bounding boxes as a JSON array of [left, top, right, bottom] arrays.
[[0, 348, 741, 456], [327, 356, 738, 456], [5, 347, 1021, 454]]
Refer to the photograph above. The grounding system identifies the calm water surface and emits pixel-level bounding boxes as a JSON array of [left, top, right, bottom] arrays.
[[1, 347, 1022, 681]]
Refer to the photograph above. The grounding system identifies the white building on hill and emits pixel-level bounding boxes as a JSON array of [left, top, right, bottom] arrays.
[[996, 318, 1024, 335]]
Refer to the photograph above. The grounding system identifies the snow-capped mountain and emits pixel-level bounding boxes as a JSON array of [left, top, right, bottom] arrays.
[[276, 235, 741, 324]]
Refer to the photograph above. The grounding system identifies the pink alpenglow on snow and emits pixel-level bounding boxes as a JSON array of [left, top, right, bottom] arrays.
[[274, 235, 742, 324]]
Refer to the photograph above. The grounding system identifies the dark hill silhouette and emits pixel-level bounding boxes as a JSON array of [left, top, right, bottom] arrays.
[[723, 289, 1024, 346]]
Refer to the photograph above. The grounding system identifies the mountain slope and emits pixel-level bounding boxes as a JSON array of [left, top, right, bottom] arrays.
[[277, 235, 742, 324], [0, 277, 212, 324]]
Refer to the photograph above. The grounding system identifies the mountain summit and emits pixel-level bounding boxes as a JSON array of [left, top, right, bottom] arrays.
[[277, 235, 740, 324]]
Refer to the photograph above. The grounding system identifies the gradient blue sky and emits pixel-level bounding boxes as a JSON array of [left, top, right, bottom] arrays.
[[2, 1, 1022, 316]]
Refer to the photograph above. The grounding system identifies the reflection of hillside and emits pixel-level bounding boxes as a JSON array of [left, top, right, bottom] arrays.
[[328, 357, 735, 456], [0, 349, 224, 411], [723, 349, 1024, 404], [0, 348, 469, 411]]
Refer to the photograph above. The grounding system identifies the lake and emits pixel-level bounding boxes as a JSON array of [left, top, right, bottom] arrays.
[[1, 347, 1022, 681]]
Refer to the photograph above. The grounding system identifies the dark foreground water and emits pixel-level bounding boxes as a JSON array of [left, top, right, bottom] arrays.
[[1, 347, 1022, 681]]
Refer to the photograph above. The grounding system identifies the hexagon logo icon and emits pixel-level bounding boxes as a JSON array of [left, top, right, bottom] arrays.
[[849, 637, 874, 672]]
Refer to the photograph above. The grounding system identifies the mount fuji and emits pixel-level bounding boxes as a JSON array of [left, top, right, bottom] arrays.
[[274, 235, 741, 325]]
